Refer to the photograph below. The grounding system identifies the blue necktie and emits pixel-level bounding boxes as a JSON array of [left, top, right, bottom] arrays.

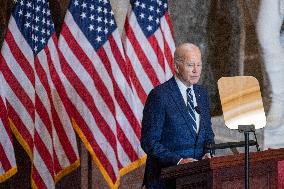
[[186, 88, 197, 132]]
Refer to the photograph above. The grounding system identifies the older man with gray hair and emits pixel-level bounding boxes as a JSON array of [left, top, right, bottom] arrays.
[[141, 43, 215, 189]]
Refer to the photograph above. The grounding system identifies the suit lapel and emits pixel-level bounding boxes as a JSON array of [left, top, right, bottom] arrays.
[[168, 77, 197, 139]]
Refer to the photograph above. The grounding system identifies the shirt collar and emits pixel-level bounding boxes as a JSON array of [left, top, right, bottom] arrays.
[[175, 76, 193, 92]]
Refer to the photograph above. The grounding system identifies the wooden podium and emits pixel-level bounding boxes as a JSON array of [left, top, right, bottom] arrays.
[[161, 149, 284, 189]]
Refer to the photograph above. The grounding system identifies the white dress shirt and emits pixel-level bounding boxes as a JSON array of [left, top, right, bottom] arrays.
[[175, 77, 200, 132], [175, 77, 202, 165]]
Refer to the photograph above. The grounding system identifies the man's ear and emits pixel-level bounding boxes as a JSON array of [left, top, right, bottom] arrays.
[[174, 64, 179, 74]]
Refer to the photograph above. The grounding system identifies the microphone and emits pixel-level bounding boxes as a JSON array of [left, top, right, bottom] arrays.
[[194, 106, 201, 114]]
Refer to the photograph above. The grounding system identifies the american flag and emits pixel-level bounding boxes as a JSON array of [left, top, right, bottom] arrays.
[[0, 0, 79, 188], [122, 0, 175, 114], [0, 75, 17, 183], [58, 0, 145, 187]]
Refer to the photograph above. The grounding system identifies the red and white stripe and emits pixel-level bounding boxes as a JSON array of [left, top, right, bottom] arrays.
[[122, 6, 175, 115], [0, 14, 79, 189], [32, 33, 80, 189], [0, 16, 35, 158], [105, 31, 145, 167], [160, 12, 175, 80], [47, 36, 79, 180], [58, 10, 144, 187], [0, 73, 17, 183]]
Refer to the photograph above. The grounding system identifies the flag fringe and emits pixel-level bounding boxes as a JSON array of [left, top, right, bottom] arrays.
[[9, 118, 33, 160], [54, 159, 80, 183], [72, 119, 146, 189], [0, 166, 17, 183], [31, 178, 39, 189], [119, 155, 146, 177], [10, 118, 81, 185], [30, 160, 81, 188]]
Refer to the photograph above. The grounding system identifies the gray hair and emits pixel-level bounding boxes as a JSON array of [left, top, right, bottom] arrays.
[[174, 43, 200, 65]]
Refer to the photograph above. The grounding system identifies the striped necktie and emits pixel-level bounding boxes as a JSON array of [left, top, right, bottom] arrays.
[[186, 88, 197, 132]]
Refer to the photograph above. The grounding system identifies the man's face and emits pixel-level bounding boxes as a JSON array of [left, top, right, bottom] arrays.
[[174, 48, 202, 87]]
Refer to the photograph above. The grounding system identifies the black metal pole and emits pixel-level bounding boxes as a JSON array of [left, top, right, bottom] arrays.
[[244, 131, 250, 189]]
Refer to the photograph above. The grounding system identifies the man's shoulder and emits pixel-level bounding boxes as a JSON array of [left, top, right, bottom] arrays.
[[194, 84, 208, 93], [151, 77, 175, 94]]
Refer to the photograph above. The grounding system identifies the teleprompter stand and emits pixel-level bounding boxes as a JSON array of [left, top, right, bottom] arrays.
[[238, 124, 259, 189]]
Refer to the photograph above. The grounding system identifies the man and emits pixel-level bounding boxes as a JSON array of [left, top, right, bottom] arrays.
[[141, 43, 215, 189]]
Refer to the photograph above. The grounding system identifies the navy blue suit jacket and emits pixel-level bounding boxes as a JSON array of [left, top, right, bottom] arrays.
[[141, 77, 215, 189]]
